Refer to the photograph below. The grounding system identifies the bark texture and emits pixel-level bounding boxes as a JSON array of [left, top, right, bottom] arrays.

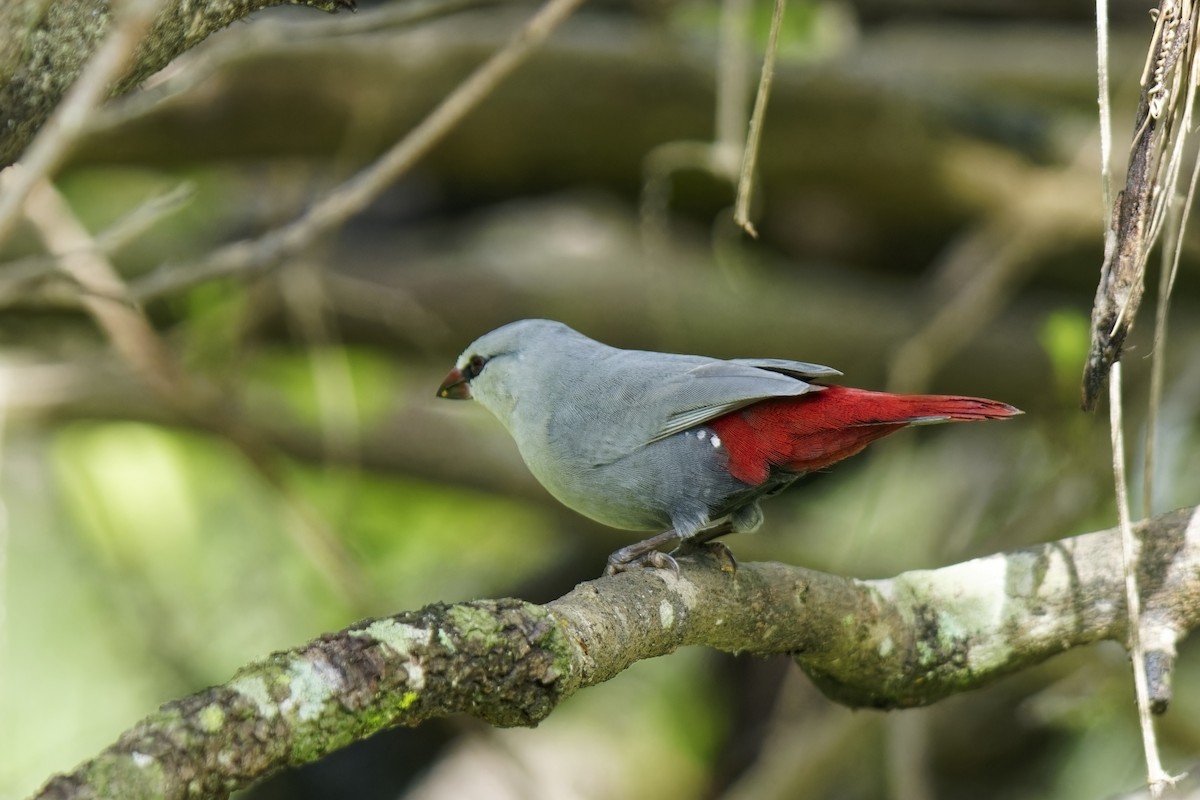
[[0, 0, 354, 167], [29, 507, 1200, 800]]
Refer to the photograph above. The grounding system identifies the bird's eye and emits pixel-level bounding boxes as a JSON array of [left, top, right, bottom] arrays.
[[464, 354, 488, 379]]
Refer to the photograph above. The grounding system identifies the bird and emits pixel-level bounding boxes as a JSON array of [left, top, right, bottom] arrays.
[[437, 319, 1021, 575]]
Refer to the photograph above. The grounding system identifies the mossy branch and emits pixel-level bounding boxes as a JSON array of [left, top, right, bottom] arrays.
[[29, 507, 1200, 800], [0, 0, 354, 168]]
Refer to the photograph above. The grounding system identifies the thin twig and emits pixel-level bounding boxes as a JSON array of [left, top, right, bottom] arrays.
[[1111, 362, 1177, 797], [732, 0, 786, 237], [132, 0, 589, 302], [0, 182, 194, 307], [0, 0, 164, 249], [1103, 12, 1198, 789], [108, 0, 502, 126], [20, 174, 188, 403], [96, 182, 197, 253], [18, 174, 376, 613]]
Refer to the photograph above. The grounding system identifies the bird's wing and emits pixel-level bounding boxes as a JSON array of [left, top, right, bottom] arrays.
[[644, 359, 833, 443], [728, 358, 843, 381]]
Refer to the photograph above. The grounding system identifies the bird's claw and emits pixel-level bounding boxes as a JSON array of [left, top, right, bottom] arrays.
[[603, 530, 684, 576], [604, 549, 680, 576], [646, 550, 681, 572], [603, 528, 739, 576], [679, 540, 738, 573]]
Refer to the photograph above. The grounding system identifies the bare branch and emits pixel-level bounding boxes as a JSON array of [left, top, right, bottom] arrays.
[[19, 174, 189, 402], [14, 174, 377, 613], [0, 182, 194, 309], [92, 0, 504, 133], [130, 0, 587, 302]]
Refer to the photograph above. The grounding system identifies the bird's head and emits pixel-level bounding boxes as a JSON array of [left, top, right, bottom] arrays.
[[437, 319, 582, 424]]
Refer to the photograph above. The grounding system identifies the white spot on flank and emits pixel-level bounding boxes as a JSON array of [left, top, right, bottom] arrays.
[[710, 434, 722, 448], [696, 430, 707, 440], [132, 752, 154, 768]]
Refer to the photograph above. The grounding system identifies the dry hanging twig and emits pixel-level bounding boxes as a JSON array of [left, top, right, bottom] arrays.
[[732, 0, 786, 236], [1110, 364, 1180, 797], [1091, 2, 1197, 794], [1082, 0, 1196, 411]]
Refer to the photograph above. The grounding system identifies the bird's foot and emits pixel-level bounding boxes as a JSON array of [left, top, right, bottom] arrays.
[[604, 530, 683, 576], [677, 539, 738, 573], [604, 549, 679, 576]]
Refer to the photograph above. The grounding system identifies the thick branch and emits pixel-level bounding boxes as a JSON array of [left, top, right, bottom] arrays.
[[29, 507, 1200, 800], [0, 0, 353, 168]]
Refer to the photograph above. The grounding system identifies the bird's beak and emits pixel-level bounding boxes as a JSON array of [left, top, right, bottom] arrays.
[[437, 367, 472, 400]]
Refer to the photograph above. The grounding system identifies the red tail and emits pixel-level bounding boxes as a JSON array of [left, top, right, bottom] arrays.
[[709, 385, 1021, 485]]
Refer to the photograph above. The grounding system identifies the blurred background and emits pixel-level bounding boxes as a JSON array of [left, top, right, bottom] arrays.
[[4, 0, 1200, 797]]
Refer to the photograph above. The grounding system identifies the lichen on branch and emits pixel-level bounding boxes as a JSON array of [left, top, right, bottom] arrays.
[[29, 507, 1200, 800]]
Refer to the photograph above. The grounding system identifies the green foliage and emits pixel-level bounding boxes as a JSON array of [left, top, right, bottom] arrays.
[[668, 0, 837, 60], [6, 412, 560, 796], [57, 166, 232, 274], [290, 464, 561, 602], [1039, 308, 1091, 406], [242, 344, 402, 430]]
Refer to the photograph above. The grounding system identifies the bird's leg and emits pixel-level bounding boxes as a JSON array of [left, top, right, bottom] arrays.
[[605, 522, 741, 576], [605, 530, 684, 576], [679, 520, 735, 548]]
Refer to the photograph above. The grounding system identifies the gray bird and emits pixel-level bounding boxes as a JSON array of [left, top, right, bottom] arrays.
[[438, 320, 1019, 574]]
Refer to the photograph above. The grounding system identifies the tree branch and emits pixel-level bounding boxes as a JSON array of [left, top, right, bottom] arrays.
[[29, 507, 1200, 800], [128, 0, 588, 302], [0, 0, 354, 170]]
